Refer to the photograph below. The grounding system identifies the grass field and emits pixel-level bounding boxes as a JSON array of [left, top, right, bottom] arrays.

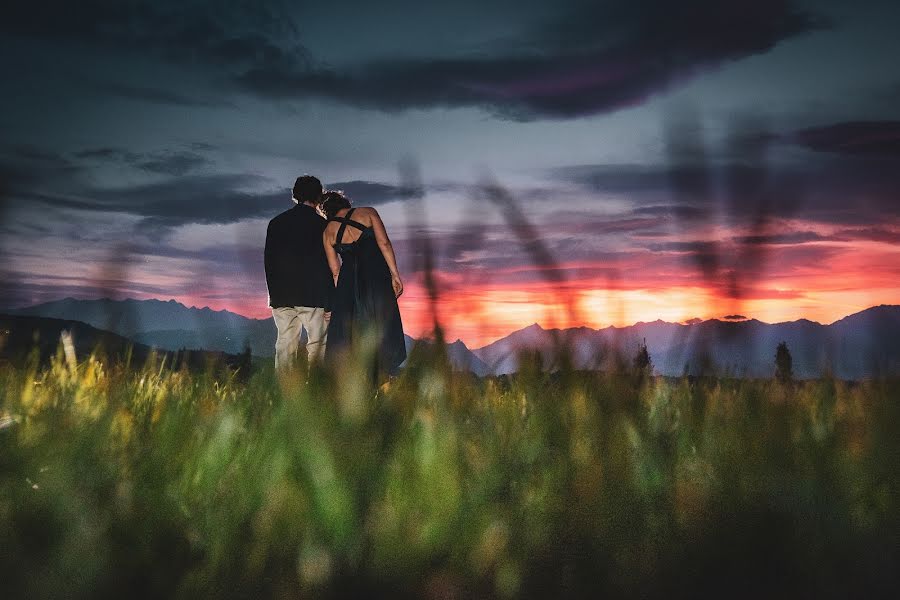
[[1, 343, 898, 599]]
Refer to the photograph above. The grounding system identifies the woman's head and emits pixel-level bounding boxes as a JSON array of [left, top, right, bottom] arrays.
[[320, 190, 352, 219]]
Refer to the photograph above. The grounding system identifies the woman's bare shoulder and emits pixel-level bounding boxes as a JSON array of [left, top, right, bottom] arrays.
[[353, 206, 379, 223]]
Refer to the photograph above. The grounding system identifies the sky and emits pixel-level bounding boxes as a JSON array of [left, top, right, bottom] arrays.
[[1, 0, 899, 346]]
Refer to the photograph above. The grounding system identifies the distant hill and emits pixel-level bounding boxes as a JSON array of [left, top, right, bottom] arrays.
[[0, 313, 156, 366], [472, 305, 900, 379], [0, 314, 247, 372], [403, 335, 491, 376], [6, 298, 277, 356], [6, 297, 262, 335]]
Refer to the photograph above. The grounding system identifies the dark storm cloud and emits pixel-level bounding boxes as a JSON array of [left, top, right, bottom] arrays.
[[0, 147, 82, 213], [88, 80, 231, 108], [1, 161, 283, 229], [1, 146, 229, 240], [3, 161, 421, 241], [647, 240, 721, 254], [135, 152, 211, 176], [632, 205, 708, 219], [2, 142, 418, 232], [554, 163, 717, 194], [75, 147, 210, 175], [0, 163, 33, 215], [1, 142, 259, 234], [80, 174, 285, 228], [834, 227, 900, 244], [1, 146, 81, 187], [4, 0, 825, 120], [238, 0, 825, 119], [786, 121, 900, 157], [646, 240, 843, 266], [3, 0, 308, 72], [732, 231, 833, 245], [325, 180, 417, 205], [74, 148, 132, 161], [553, 158, 900, 226], [552, 214, 661, 236], [77, 176, 413, 227]]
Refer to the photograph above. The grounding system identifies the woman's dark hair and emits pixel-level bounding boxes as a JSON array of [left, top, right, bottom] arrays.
[[321, 190, 351, 219]]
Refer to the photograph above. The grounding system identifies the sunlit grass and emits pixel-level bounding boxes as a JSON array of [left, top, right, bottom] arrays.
[[1, 344, 897, 598]]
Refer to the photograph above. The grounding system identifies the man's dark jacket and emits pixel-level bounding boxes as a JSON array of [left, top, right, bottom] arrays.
[[264, 203, 334, 309]]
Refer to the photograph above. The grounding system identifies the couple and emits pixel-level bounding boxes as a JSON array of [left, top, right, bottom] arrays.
[[264, 175, 406, 378]]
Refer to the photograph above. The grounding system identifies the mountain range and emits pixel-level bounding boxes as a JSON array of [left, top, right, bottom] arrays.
[[475, 306, 900, 379], [4, 298, 899, 379], [0, 313, 247, 372], [6, 297, 275, 355]]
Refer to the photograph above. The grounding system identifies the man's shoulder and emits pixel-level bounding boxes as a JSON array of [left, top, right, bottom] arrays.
[[268, 207, 295, 226], [268, 205, 327, 232]]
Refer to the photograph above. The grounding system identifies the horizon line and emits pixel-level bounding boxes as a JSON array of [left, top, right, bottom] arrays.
[[3, 295, 897, 349]]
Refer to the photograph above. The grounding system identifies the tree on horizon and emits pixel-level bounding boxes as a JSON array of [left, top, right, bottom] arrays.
[[775, 341, 793, 383], [634, 338, 652, 379]]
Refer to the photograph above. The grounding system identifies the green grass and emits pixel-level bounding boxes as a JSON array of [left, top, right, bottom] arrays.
[[1, 345, 898, 599]]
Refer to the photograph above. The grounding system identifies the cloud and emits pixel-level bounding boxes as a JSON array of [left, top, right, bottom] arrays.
[[82, 174, 285, 229], [74, 148, 136, 161], [834, 227, 900, 244], [136, 152, 211, 176], [87, 80, 231, 108], [553, 158, 900, 226], [0, 147, 83, 220], [632, 205, 708, 220], [2, 166, 282, 230], [551, 213, 662, 236], [732, 231, 833, 245], [3, 0, 308, 71], [238, 0, 825, 119], [0, 143, 272, 234], [325, 180, 418, 205], [2, 148, 418, 232], [74, 147, 211, 176], [722, 314, 748, 320], [787, 121, 900, 157], [4, 0, 825, 121]]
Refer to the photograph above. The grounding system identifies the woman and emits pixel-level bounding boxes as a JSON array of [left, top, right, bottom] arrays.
[[320, 190, 406, 378]]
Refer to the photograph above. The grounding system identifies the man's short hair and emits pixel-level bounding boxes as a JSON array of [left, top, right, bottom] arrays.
[[292, 175, 323, 203]]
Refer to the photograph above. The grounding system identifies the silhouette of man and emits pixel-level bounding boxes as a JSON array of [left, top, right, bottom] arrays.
[[264, 175, 334, 369]]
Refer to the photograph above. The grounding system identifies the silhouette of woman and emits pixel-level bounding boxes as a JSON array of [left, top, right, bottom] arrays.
[[320, 191, 406, 379]]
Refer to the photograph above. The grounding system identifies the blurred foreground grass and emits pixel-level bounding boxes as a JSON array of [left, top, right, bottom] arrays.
[[1, 345, 898, 599]]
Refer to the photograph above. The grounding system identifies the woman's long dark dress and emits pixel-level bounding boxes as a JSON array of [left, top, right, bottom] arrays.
[[325, 208, 406, 375]]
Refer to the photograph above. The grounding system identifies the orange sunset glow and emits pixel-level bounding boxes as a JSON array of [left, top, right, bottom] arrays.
[[24, 226, 893, 349]]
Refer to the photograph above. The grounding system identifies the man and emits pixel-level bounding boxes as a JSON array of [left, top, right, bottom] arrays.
[[264, 175, 334, 369]]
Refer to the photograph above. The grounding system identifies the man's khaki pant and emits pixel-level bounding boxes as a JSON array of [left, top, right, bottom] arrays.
[[272, 306, 328, 370]]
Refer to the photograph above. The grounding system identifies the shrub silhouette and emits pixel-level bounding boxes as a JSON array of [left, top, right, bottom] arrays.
[[633, 337, 652, 378], [775, 341, 793, 382]]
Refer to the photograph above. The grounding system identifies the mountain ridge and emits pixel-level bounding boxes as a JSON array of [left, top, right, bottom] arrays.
[[0, 313, 247, 372], [471, 305, 900, 378], [4, 298, 898, 379]]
